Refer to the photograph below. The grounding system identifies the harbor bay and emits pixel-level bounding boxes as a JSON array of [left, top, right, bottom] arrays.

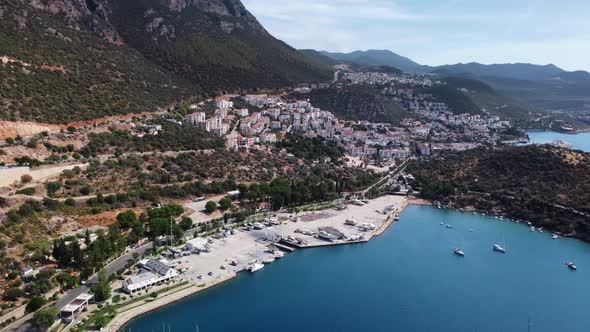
[[124, 205, 590, 332], [527, 131, 590, 152]]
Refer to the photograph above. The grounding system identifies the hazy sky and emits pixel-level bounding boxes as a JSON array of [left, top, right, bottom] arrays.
[[242, 0, 590, 71]]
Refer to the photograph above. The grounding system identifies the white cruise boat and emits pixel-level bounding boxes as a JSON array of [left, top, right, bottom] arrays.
[[247, 262, 264, 272], [453, 248, 465, 256], [493, 244, 506, 253]]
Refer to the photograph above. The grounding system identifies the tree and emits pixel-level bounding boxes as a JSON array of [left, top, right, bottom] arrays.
[[25, 296, 47, 313], [219, 197, 233, 210], [117, 210, 138, 228], [95, 314, 109, 328], [179, 217, 193, 231], [5, 137, 15, 145], [32, 307, 58, 328], [91, 270, 111, 302], [205, 201, 218, 213], [3, 287, 23, 301], [46, 181, 62, 195]]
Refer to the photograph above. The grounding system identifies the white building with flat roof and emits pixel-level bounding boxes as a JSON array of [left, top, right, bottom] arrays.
[[122, 259, 178, 293], [60, 293, 94, 323]]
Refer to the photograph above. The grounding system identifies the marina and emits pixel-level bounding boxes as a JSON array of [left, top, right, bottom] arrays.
[[123, 205, 590, 332]]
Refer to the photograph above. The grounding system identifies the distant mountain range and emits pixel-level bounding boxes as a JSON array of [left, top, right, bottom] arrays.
[[309, 49, 590, 110], [318, 50, 422, 73]]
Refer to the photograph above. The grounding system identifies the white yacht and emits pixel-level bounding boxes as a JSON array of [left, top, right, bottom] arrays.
[[318, 230, 339, 241], [566, 262, 577, 270], [552, 234, 559, 239], [247, 262, 264, 272], [273, 250, 285, 258], [493, 244, 506, 253], [445, 224, 453, 229], [453, 248, 465, 256]]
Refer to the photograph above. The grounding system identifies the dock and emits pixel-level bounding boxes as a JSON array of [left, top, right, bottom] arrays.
[[273, 242, 296, 252]]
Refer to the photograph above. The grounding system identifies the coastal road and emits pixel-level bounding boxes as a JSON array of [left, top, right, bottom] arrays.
[[55, 242, 154, 309]]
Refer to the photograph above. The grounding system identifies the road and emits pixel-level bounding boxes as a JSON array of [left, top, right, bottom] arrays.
[[362, 159, 410, 195], [55, 242, 153, 309]]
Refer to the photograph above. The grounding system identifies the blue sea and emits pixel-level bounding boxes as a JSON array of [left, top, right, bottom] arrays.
[[527, 131, 590, 152], [124, 205, 590, 332]]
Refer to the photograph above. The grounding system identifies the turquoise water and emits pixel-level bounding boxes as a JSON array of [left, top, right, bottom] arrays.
[[124, 205, 590, 332], [527, 131, 590, 152]]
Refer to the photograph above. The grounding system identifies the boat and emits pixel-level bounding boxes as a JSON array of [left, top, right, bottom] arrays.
[[344, 219, 357, 226], [453, 248, 465, 256], [252, 222, 264, 230], [247, 262, 264, 272], [493, 244, 506, 253], [566, 262, 577, 270], [445, 224, 453, 229], [552, 234, 559, 239], [440, 222, 444, 226], [318, 230, 339, 241], [273, 250, 285, 258], [530, 226, 536, 232]]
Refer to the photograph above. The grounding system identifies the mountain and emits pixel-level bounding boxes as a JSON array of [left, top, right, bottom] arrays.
[[316, 49, 590, 110], [290, 85, 411, 125], [432, 63, 566, 81], [298, 49, 339, 66], [0, 0, 331, 124], [319, 50, 421, 72]]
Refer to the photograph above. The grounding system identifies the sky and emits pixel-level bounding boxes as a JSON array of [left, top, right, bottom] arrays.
[[242, 0, 590, 71]]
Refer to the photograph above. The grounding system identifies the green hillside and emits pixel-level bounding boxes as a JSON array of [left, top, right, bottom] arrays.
[[0, 0, 331, 124]]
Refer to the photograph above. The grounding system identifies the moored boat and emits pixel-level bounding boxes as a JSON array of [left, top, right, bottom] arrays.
[[247, 262, 264, 272], [493, 244, 506, 253]]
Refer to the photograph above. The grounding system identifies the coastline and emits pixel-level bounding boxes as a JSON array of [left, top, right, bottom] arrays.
[[107, 272, 237, 331], [108, 196, 417, 331]]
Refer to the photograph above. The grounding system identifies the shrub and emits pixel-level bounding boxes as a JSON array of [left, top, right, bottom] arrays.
[[21, 174, 33, 183], [16, 187, 36, 196]]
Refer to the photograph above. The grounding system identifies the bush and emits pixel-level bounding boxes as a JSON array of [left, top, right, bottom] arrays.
[[16, 187, 36, 196], [21, 174, 33, 183], [112, 295, 121, 303], [150, 292, 158, 298]]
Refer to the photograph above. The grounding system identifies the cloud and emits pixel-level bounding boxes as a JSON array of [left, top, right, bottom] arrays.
[[243, 0, 590, 71]]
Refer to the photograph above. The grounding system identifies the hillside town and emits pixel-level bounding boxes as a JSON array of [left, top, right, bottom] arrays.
[[179, 75, 516, 164]]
